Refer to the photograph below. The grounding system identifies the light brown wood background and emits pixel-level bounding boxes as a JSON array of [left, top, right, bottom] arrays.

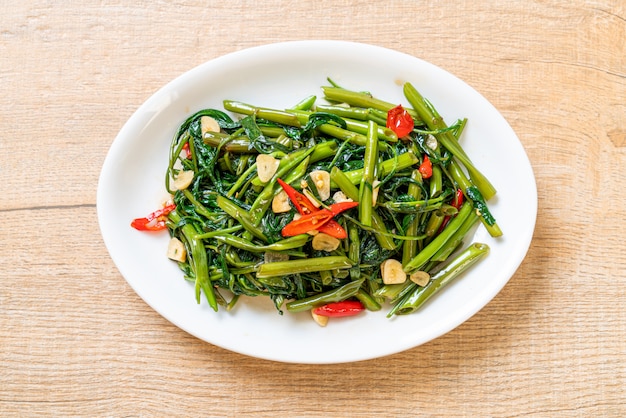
[[1, 1, 624, 416]]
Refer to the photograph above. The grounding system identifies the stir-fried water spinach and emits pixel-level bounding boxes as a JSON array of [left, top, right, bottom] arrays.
[[134, 80, 500, 324]]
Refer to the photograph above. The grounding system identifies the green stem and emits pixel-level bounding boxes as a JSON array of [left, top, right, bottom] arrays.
[[403, 82, 496, 200], [330, 167, 396, 250], [356, 288, 382, 311], [337, 152, 418, 186], [314, 104, 369, 120], [448, 160, 502, 238], [202, 131, 253, 153], [322, 86, 420, 120], [214, 234, 309, 253], [403, 202, 474, 273], [249, 146, 316, 224], [348, 223, 361, 280], [429, 165, 443, 198], [289, 109, 398, 143], [393, 243, 490, 315], [223, 100, 301, 127], [181, 189, 217, 220], [359, 120, 378, 227], [195, 225, 244, 240], [257, 256, 354, 279], [431, 210, 480, 262], [285, 278, 364, 312], [289, 94, 316, 111], [227, 163, 258, 198], [216, 195, 268, 243], [402, 169, 423, 265], [424, 210, 446, 238], [169, 210, 218, 311], [383, 193, 450, 214]]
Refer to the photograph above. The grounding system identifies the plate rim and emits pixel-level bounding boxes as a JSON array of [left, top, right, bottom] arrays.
[[97, 40, 538, 364]]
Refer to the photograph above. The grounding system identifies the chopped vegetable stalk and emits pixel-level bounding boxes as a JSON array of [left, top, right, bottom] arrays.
[[438, 188, 464, 233], [403, 82, 496, 200], [338, 152, 418, 186], [404, 202, 474, 273], [331, 167, 396, 250], [213, 234, 309, 253], [257, 256, 354, 279], [393, 243, 489, 315], [401, 169, 423, 265], [145, 80, 500, 322], [358, 120, 378, 227], [286, 278, 364, 312]]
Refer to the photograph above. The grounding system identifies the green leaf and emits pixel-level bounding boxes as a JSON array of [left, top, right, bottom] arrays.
[[466, 186, 496, 226]]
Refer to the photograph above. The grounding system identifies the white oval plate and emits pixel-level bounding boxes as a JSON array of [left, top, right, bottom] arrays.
[[97, 41, 537, 364]]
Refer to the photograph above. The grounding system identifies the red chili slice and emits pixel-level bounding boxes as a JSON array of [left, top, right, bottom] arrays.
[[316, 220, 348, 239], [131, 203, 176, 231], [328, 201, 359, 216], [277, 178, 359, 238], [312, 300, 365, 317], [438, 188, 465, 233], [386, 104, 414, 138], [277, 178, 318, 215], [418, 155, 433, 179], [452, 188, 464, 209], [182, 142, 191, 159], [281, 209, 334, 237]]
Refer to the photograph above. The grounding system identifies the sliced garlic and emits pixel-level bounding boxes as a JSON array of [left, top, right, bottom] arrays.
[[200, 115, 221, 135], [166, 237, 187, 262], [332, 191, 353, 204], [272, 190, 291, 213], [173, 170, 194, 190], [311, 310, 329, 327], [312, 233, 341, 252], [426, 134, 438, 150], [409, 271, 431, 287], [381, 259, 407, 285], [256, 154, 280, 183], [310, 169, 330, 201]]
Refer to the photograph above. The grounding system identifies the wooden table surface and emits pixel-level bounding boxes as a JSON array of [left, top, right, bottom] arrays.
[[1, 1, 624, 416]]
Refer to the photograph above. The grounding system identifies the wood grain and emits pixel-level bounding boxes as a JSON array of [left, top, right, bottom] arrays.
[[1, 1, 624, 416]]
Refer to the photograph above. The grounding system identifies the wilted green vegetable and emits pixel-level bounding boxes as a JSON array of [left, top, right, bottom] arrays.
[[136, 79, 501, 319]]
